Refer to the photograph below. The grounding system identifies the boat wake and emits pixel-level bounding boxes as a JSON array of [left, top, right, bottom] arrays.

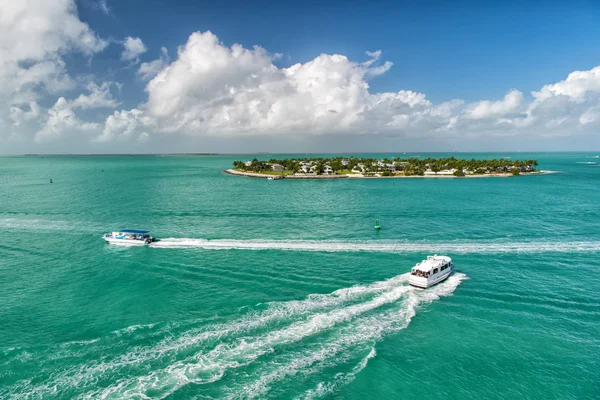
[[150, 238, 600, 254], [1, 273, 466, 399]]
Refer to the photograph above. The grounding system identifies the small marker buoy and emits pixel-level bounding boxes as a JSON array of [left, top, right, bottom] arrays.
[[374, 219, 381, 230], [50, 179, 53, 184]]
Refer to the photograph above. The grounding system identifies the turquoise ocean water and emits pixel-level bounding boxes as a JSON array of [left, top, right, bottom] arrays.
[[0, 153, 598, 399]]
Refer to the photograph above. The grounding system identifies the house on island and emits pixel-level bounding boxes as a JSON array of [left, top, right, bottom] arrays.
[[271, 163, 285, 172], [352, 163, 368, 173], [296, 165, 316, 175], [323, 165, 334, 175], [521, 165, 534, 172], [244, 161, 252, 167], [341, 159, 349, 167]]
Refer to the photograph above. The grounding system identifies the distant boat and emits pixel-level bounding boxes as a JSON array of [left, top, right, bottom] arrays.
[[103, 229, 157, 245], [409, 255, 453, 288]]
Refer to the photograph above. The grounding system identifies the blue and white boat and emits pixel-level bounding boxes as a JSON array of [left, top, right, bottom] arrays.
[[103, 229, 157, 245]]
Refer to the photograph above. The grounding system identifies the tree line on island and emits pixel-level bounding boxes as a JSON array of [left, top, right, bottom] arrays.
[[232, 157, 539, 176]]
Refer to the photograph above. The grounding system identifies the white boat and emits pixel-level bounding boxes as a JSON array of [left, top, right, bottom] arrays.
[[103, 229, 157, 245], [408, 255, 453, 288]]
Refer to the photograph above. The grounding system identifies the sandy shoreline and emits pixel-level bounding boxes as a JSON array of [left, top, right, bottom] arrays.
[[225, 169, 551, 179]]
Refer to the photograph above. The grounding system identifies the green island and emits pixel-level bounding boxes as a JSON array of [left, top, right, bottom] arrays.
[[226, 156, 541, 179]]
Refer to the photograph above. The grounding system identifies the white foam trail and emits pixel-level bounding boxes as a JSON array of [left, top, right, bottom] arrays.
[[576, 162, 596, 164], [301, 348, 377, 400], [97, 273, 411, 372], [92, 285, 413, 398], [4, 274, 409, 398], [301, 276, 465, 399], [112, 323, 158, 336], [60, 338, 100, 347], [0, 218, 73, 231], [240, 274, 466, 399], [86, 274, 465, 399], [6, 274, 465, 399], [151, 238, 600, 254]]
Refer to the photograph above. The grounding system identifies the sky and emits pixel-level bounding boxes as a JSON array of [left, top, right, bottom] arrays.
[[1, 0, 600, 154]]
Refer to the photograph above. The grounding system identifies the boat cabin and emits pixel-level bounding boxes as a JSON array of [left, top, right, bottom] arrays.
[[409, 255, 453, 288], [109, 229, 150, 240], [104, 229, 156, 245]]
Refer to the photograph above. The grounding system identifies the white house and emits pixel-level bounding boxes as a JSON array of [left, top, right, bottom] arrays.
[[271, 163, 285, 172], [244, 161, 252, 167], [296, 165, 316, 175], [352, 163, 368, 173], [323, 165, 334, 175]]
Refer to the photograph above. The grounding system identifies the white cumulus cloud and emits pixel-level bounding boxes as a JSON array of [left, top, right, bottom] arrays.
[[141, 31, 437, 137], [35, 97, 100, 142], [0, 0, 109, 147], [533, 66, 600, 101], [83, 30, 600, 147], [97, 108, 155, 143], [137, 47, 169, 80], [121, 37, 147, 63], [2, 14, 600, 152], [70, 82, 120, 110], [464, 90, 524, 120]]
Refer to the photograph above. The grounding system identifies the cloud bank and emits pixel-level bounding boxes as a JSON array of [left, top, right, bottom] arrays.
[[1, 1, 600, 153]]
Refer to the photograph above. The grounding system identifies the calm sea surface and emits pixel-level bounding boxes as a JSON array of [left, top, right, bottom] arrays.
[[0, 153, 598, 399]]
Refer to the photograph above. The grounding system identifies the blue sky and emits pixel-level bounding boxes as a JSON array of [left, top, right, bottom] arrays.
[[78, 0, 600, 103], [2, 0, 600, 153]]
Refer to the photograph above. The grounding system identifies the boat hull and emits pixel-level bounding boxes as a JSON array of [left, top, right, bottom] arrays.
[[103, 237, 150, 246], [409, 267, 453, 288]]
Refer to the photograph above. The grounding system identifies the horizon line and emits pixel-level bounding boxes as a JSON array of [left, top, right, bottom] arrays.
[[1, 151, 598, 157]]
